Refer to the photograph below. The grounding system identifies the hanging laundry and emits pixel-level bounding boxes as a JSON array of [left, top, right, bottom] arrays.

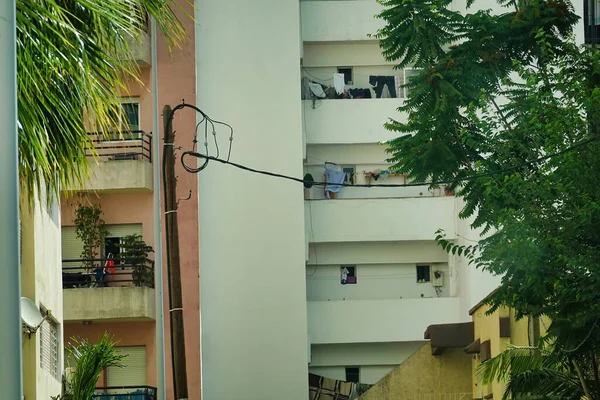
[[333, 72, 345, 95], [341, 266, 349, 284], [325, 169, 346, 199], [369, 75, 397, 98], [309, 82, 326, 98]]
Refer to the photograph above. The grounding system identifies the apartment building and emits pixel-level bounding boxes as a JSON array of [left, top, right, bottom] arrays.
[[194, 0, 600, 398], [20, 187, 64, 400], [194, 1, 502, 399], [58, 2, 200, 399]]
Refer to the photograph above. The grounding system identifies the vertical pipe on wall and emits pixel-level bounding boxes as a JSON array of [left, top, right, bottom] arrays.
[[0, 1, 22, 399], [151, 16, 167, 400]]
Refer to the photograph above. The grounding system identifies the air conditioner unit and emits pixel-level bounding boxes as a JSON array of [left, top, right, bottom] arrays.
[[432, 271, 444, 287]]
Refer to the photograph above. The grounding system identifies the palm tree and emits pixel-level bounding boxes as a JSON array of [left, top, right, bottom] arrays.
[[478, 345, 587, 399], [16, 0, 186, 200], [60, 333, 125, 400]]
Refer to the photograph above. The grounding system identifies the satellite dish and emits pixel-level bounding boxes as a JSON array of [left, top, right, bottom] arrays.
[[21, 297, 45, 331]]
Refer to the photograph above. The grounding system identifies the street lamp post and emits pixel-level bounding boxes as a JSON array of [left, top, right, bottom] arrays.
[[0, 1, 23, 399]]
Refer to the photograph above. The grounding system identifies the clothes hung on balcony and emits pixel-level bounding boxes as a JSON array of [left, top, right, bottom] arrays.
[[369, 75, 397, 98], [309, 82, 326, 98], [324, 163, 346, 199], [348, 88, 372, 99], [333, 72, 345, 95]]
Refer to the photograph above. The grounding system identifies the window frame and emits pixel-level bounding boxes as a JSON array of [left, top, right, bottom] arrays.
[[39, 312, 60, 380], [345, 366, 360, 383], [341, 264, 357, 285], [416, 264, 431, 283], [337, 67, 353, 85]]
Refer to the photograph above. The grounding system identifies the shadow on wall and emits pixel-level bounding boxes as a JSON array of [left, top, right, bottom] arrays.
[[357, 343, 472, 400]]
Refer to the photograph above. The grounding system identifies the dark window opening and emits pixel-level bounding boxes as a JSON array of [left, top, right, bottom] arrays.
[[584, 0, 600, 45], [417, 265, 431, 283], [345, 367, 360, 383], [343, 167, 355, 185], [337, 67, 353, 85], [341, 265, 357, 285]]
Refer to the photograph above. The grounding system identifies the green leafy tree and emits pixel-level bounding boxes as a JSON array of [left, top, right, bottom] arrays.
[[376, 0, 600, 397], [118, 234, 154, 286], [74, 203, 109, 269], [59, 333, 125, 400], [478, 344, 585, 399], [17, 0, 186, 200]]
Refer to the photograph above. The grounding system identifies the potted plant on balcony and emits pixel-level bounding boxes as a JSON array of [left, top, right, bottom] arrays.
[[74, 203, 109, 272], [428, 184, 441, 197], [118, 234, 154, 287]]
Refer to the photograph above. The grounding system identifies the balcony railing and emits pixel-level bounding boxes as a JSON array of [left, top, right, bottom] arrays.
[[86, 131, 152, 163], [91, 386, 157, 400], [62, 258, 154, 289]]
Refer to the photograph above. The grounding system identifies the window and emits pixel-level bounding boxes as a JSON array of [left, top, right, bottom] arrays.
[[345, 367, 360, 383], [337, 67, 353, 85], [416, 265, 431, 283], [107, 346, 147, 394], [343, 167, 355, 185], [585, 0, 600, 44], [341, 265, 357, 285], [104, 98, 141, 137], [40, 316, 60, 379], [121, 100, 140, 131]]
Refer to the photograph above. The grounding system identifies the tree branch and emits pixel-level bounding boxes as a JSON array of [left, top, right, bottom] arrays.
[[572, 358, 594, 400]]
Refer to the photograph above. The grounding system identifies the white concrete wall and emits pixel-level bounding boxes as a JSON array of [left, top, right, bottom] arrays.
[[308, 242, 450, 265], [309, 365, 394, 385], [303, 99, 405, 145], [308, 297, 465, 344], [195, 1, 308, 399], [303, 42, 391, 67], [301, 0, 384, 42], [309, 341, 425, 383], [21, 188, 64, 400], [306, 263, 450, 301], [305, 197, 457, 243]]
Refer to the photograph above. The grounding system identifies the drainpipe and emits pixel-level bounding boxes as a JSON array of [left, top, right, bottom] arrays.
[[151, 16, 167, 400], [0, 1, 23, 399]]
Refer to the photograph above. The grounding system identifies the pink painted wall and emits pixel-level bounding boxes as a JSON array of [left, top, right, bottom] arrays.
[[60, 1, 201, 398], [156, 1, 201, 399], [65, 321, 156, 388]]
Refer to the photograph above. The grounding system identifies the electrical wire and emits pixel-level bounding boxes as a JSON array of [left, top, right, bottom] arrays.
[[166, 102, 234, 173], [181, 134, 599, 187], [302, 68, 333, 82], [166, 101, 599, 189]]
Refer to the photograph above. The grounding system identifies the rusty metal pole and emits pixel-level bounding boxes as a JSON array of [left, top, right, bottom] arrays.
[[162, 105, 188, 399]]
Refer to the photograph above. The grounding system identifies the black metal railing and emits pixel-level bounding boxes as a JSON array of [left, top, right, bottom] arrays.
[[91, 386, 157, 400], [62, 258, 154, 289], [86, 131, 152, 163]]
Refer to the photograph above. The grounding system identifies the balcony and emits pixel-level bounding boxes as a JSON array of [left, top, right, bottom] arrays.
[[303, 99, 405, 144], [126, 32, 152, 67], [300, 0, 385, 42], [307, 298, 464, 344], [92, 386, 157, 399], [62, 258, 155, 322], [305, 197, 457, 243], [66, 131, 153, 193]]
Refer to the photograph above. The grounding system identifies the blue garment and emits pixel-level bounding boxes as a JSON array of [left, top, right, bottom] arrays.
[[325, 169, 346, 198]]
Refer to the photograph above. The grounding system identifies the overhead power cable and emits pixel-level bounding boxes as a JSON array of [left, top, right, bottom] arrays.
[[180, 134, 599, 188], [166, 101, 599, 189]]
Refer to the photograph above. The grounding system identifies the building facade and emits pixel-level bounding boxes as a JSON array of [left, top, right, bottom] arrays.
[[193, 1, 504, 398], [21, 187, 64, 400], [58, 2, 201, 399]]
